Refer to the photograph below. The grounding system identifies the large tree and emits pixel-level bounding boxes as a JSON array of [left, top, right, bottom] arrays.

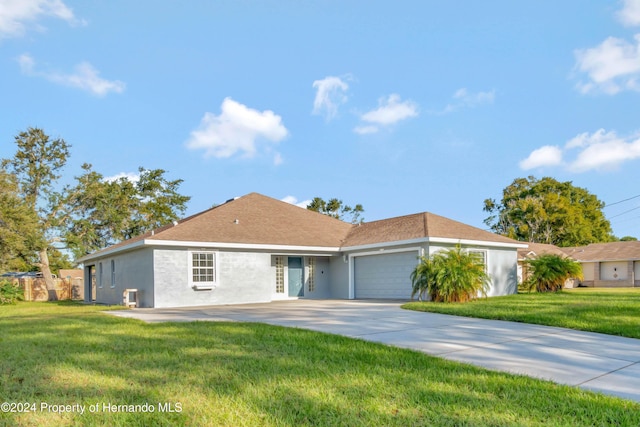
[[2, 128, 71, 294], [0, 169, 43, 272], [483, 176, 614, 247], [61, 164, 191, 259], [307, 197, 364, 224], [2, 128, 191, 299]]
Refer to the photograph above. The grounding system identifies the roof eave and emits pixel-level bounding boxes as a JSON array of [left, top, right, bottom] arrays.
[[341, 237, 527, 252], [573, 257, 640, 262], [78, 239, 342, 262]]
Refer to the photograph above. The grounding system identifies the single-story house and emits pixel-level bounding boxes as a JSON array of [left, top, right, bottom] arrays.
[[517, 242, 572, 285], [79, 193, 527, 308], [562, 241, 640, 288]]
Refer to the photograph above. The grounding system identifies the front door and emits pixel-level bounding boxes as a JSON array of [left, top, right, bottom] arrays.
[[288, 257, 304, 297]]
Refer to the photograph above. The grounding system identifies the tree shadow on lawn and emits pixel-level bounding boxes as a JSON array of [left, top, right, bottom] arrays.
[[1, 308, 639, 426]]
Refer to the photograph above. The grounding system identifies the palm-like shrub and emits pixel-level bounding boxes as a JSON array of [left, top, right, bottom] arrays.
[[523, 254, 583, 292], [411, 246, 491, 303], [410, 256, 434, 301]]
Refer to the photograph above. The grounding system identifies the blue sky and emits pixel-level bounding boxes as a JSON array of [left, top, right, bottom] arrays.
[[1, 0, 640, 239]]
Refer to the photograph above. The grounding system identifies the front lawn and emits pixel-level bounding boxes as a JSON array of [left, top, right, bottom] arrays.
[[403, 288, 640, 339], [1, 302, 639, 426]]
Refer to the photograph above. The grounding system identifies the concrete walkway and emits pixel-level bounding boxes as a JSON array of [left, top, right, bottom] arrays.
[[109, 299, 640, 403]]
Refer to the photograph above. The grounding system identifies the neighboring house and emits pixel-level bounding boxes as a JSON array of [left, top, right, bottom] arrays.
[[562, 241, 640, 288], [59, 269, 84, 280], [517, 242, 571, 285], [78, 193, 526, 308]]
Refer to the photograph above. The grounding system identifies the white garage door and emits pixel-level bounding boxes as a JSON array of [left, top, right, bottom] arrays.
[[354, 251, 418, 299]]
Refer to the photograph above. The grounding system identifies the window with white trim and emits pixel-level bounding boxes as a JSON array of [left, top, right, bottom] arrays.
[[191, 252, 215, 284], [308, 257, 316, 292], [468, 250, 487, 272], [275, 256, 284, 293]]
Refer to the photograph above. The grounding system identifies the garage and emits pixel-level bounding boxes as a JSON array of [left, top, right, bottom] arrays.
[[353, 251, 418, 299]]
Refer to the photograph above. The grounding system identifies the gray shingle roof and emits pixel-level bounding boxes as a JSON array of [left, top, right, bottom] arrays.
[[517, 242, 569, 260], [561, 241, 640, 262], [83, 192, 523, 260], [342, 212, 521, 247]]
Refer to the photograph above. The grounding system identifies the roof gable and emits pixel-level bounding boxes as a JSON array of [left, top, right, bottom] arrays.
[[343, 211, 521, 247], [146, 193, 353, 248]]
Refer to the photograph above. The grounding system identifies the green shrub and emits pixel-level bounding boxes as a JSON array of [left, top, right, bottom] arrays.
[[411, 245, 491, 303], [523, 254, 583, 292], [0, 279, 24, 305]]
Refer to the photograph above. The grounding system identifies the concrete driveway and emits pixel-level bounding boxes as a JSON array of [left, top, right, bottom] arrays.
[[109, 299, 640, 403]]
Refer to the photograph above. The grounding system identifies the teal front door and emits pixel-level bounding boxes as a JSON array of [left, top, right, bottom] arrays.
[[288, 257, 304, 297]]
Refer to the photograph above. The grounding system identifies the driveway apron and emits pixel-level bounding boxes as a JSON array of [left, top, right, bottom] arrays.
[[109, 299, 640, 403]]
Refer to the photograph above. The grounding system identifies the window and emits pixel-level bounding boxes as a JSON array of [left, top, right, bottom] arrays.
[[308, 257, 316, 292], [98, 262, 103, 288], [191, 252, 215, 283], [110, 260, 116, 288], [275, 256, 284, 293], [468, 250, 487, 272]]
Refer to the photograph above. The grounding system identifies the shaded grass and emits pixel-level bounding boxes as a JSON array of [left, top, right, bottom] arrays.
[[0, 302, 638, 426], [403, 288, 640, 339]]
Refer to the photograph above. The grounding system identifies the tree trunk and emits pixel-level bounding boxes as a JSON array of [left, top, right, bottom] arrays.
[[39, 248, 58, 301]]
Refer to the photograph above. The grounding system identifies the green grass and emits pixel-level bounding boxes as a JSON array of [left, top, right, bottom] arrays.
[[403, 288, 640, 339], [1, 302, 639, 426]]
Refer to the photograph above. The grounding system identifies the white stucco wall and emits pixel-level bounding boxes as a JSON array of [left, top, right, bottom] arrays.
[[94, 248, 154, 307], [635, 261, 640, 284], [600, 261, 628, 281], [484, 247, 519, 296], [428, 243, 518, 297], [305, 257, 332, 299], [582, 262, 595, 281], [153, 248, 273, 308], [329, 256, 350, 299]]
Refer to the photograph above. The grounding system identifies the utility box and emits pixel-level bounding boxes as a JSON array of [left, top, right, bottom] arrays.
[[123, 289, 138, 308]]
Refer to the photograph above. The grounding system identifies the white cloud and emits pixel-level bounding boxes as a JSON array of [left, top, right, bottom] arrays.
[[353, 125, 379, 135], [312, 76, 349, 120], [566, 129, 640, 172], [519, 145, 564, 170], [521, 129, 640, 172], [18, 53, 125, 96], [572, 1, 640, 94], [273, 152, 283, 166], [104, 172, 140, 183], [186, 97, 288, 159], [0, 0, 84, 39], [574, 35, 640, 94], [281, 196, 311, 208], [360, 94, 418, 125], [17, 53, 35, 71], [618, 0, 640, 26], [565, 128, 615, 149], [353, 94, 418, 133], [440, 88, 495, 113]]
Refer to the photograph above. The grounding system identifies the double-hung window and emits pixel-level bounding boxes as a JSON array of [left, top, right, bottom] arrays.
[[191, 251, 216, 289]]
